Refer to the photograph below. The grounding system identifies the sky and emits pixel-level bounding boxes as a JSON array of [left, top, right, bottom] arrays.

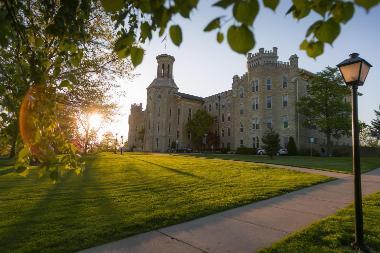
[[103, 1, 380, 140]]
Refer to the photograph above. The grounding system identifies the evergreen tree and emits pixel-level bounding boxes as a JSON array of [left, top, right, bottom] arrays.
[[262, 129, 280, 159], [287, 136, 298, 155]]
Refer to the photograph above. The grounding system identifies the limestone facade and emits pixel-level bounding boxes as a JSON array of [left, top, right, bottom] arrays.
[[128, 48, 351, 153]]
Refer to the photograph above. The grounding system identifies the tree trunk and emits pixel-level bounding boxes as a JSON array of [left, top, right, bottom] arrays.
[[326, 133, 332, 156], [9, 138, 17, 158]]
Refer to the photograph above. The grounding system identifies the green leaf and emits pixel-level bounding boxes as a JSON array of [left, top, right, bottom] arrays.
[[60, 80, 73, 89], [233, 0, 259, 25], [292, 0, 311, 19], [306, 20, 323, 37], [131, 47, 144, 67], [217, 32, 224, 43], [213, 0, 235, 9], [101, 0, 124, 12], [227, 24, 255, 54], [355, 0, 380, 11], [299, 39, 308, 50], [306, 41, 324, 58], [315, 18, 340, 44], [263, 0, 280, 11], [204, 17, 221, 32], [332, 2, 354, 23], [140, 22, 151, 41], [169, 25, 183, 46]]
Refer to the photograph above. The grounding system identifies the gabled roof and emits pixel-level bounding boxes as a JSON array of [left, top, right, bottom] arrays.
[[175, 92, 204, 102]]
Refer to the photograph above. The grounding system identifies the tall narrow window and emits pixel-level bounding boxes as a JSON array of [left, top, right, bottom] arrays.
[[227, 127, 231, 136], [252, 97, 259, 110], [169, 108, 172, 117], [239, 87, 244, 98], [187, 131, 191, 140], [209, 104, 212, 112], [283, 115, 289, 128], [227, 113, 231, 121], [221, 129, 225, 137], [157, 123, 160, 133], [156, 138, 159, 148], [240, 139, 244, 147], [256, 136, 260, 148], [266, 78, 272, 90], [222, 113, 225, 122], [240, 122, 244, 132], [188, 108, 192, 121], [252, 118, 259, 130], [177, 108, 180, 124], [169, 123, 171, 133], [282, 76, 288, 88], [266, 96, 272, 109], [251, 79, 259, 92], [282, 95, 288, 107], [167, 64, 170, 77], [161, 64, 165, 77], [240, 106, 244, 115], [267, 118, 272, 129]]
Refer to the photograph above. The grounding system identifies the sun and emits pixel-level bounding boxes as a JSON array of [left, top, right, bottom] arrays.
[[89, 113, 102, 129]]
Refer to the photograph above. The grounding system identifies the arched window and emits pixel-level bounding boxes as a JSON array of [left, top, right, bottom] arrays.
[[161, 64, 165, 77]]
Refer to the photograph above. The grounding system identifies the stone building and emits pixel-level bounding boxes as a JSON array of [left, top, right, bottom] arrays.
[[128, 48, 351, 153]]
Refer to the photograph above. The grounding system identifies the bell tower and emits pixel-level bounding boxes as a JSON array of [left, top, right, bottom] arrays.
[[156, 54, 175, 79], [145, 54, 178, 152]]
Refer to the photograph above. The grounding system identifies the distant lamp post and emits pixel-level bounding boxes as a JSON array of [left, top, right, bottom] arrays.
[[121, 135, 124, 155], [337, 53, 372, 251], [115, 133, 118, 154]]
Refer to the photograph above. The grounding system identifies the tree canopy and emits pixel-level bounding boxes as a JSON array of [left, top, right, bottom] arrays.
[[186, 110, 214, 149], [262, 129, 280, 158], [297, 67, 351, 154]]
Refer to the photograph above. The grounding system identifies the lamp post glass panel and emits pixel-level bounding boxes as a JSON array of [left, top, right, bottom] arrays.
[[337, 53, 372, 251]]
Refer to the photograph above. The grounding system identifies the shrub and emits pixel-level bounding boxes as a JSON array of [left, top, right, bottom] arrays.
[[236, 147, 257, 155], [220, 147, 230, 154], [287, 136, 298, 155], [262, 129, 280, 158]]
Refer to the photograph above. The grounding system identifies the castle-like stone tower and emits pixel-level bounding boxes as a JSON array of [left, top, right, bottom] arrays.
[[128, 48, 351, 153], [145, 54, 179, 152]]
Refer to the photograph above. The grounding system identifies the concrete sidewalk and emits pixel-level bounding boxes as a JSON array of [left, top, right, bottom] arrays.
[[79, 168, 380, 253]]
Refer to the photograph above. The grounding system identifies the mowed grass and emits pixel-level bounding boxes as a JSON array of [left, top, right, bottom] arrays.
[[192, 154, 380, 173], [259, 191, 380, 253], [0, 152, 330, 253]]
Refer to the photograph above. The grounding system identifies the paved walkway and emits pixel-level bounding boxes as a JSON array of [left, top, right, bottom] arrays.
[[79, 167, 380, 253]]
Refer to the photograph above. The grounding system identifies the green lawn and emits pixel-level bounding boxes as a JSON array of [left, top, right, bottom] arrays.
[[259, 191, 380, 253], [191, 154, 380, 173], [0, 152, 330, 253]]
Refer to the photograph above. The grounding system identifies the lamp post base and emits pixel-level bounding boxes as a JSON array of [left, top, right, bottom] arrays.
[[351, 241, 371, 253]]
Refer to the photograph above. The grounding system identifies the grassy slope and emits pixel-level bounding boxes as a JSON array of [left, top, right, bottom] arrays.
[[191, 154, 380, 173], [0, 152, 329, 253], [259, 191, 380, 253]]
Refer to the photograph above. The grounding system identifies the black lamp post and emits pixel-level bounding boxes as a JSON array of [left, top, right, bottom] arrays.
[[337, 53, 372, 251]]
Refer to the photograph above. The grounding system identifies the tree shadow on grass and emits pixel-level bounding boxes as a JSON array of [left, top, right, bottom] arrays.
[[130, 157, 206, 180]]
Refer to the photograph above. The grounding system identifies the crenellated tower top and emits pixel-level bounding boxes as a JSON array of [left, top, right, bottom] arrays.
[[247, 47, 298, 70]]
